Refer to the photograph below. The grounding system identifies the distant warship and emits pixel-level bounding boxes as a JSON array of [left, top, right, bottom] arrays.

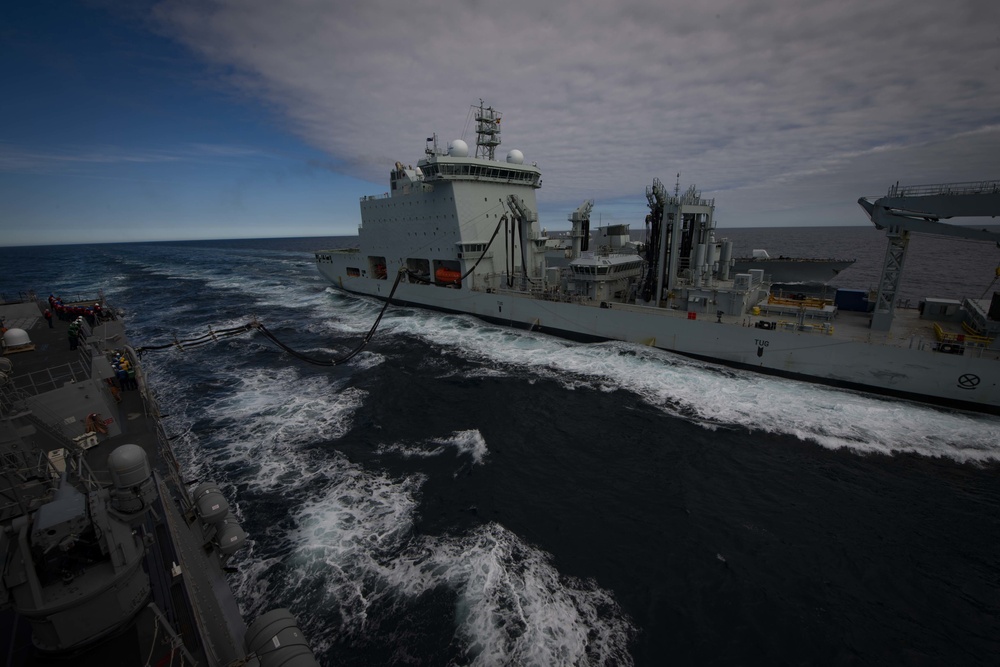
[[731, 249, 855, 283]]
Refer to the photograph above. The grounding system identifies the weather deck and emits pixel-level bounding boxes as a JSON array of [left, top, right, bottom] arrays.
[[1, 296, 248, 666]]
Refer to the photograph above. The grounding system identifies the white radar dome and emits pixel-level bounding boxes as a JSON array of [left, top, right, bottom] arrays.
[[448, 139, 469, 157], [2, 328, 30, 347], [506, 149, 524, 164]]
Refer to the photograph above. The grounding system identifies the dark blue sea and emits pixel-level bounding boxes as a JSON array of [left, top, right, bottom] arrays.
[[2, 226, 999, 666]]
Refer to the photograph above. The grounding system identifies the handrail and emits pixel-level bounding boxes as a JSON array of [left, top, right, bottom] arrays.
[[959, 320, 995, 344], [887, 180, 1000, 198], [7, 361, 90, 397], [932, 322, 992, 347]]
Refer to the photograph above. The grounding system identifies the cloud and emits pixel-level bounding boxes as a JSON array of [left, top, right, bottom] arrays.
[[0, 141, 277, 173], [150, 0, 1000, 225]]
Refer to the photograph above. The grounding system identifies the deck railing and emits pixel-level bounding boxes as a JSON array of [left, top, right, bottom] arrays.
[[8, 360, 90, 397], [932, 322, 993, 348], [887, 180, 1000, 198]]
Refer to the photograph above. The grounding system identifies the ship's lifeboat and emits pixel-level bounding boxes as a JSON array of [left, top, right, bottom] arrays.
[[435, 268, 461, 285]]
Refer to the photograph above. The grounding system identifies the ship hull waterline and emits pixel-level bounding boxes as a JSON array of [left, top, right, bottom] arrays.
[[318, 265, 999, 416]]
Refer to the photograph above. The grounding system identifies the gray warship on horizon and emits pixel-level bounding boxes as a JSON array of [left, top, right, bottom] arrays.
[[0, 295, 319, 665], [730, 249, 856, 284], [315, 102, 1000, 414]]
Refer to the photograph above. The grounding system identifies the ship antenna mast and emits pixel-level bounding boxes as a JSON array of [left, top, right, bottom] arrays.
[[474, 99, 501, 161], [425, 133, 439, 156]]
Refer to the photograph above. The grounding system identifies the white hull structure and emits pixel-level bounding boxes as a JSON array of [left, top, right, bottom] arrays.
[[316, 103, 1000, 414]]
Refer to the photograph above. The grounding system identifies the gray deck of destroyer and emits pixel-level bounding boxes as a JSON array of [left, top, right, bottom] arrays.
[[1, 298, 247, 665]]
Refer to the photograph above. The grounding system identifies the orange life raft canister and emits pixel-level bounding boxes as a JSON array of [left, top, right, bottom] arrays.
[[435, 268, 461, 284]]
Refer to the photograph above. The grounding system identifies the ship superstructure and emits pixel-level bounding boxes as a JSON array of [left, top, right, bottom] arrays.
[[342, 102, 545, 294], [316, 102, 1000, 414]]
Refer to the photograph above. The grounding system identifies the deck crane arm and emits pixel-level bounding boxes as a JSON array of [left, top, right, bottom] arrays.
[[858, 181, 1000, 242], [857, 180, 1000, 331]]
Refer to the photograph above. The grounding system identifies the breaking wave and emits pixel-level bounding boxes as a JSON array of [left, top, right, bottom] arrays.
[[341, 308, 1000, 463]]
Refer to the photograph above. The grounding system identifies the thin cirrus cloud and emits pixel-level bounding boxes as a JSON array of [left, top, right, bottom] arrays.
[[0, 143, 278, 173]]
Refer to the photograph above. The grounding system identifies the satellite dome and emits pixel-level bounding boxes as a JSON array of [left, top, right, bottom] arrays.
[[506, 149, 524, 164], [2, 328, 30, 347], [448, 139, 469, 157], [108, 444, 151, 488]]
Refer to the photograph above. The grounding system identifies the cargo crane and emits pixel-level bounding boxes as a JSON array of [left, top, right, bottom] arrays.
[[858, 180, 1000, 330]]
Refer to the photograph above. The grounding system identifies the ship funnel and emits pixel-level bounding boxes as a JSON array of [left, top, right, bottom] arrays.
[[108, 444, 158, 515]]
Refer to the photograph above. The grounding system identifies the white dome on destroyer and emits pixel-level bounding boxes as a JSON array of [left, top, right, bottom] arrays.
[[2, 328, 30, 347], [448, 139, 469, 157], [506, 149, 524, 164]]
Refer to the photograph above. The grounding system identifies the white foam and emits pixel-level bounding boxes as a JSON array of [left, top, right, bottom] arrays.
[[377, 429, 489, 466], [376, 441, 444, 460], [234, 476, 634, 663], [373, 311, 1000, 462], [147, 357, 368, 490], [260, 461, 425, 647], [437, 429, 489, 465], [385, 523, 635, 666]]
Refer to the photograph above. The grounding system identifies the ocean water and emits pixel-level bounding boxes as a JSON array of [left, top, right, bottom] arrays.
[[2, 227, 999, 666]]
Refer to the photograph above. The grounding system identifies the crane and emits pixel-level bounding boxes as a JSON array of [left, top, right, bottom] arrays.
[[857, 180, 1000, 330]]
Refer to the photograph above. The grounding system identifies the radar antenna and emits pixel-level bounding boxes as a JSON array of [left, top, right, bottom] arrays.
[[474, 99, 501, 160]]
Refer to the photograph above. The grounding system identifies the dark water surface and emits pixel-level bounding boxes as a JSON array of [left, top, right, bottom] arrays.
[[2, 228, 999, 666]]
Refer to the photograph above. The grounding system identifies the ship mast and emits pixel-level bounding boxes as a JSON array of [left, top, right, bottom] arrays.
[[474, 99, 501, 160]]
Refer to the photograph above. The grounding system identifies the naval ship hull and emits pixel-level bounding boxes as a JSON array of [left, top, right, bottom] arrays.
[[317, 263, 1000, 414]]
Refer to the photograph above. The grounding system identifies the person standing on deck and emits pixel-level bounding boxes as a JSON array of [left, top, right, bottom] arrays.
[[68, 322, 79, 350]]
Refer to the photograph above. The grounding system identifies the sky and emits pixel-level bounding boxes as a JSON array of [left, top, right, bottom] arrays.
[[1, 0, 998, 246]]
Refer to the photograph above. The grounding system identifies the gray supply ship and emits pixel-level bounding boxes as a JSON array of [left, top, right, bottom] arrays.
[[0, 294, 318, 665], [315, 102, 1000, 414]]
